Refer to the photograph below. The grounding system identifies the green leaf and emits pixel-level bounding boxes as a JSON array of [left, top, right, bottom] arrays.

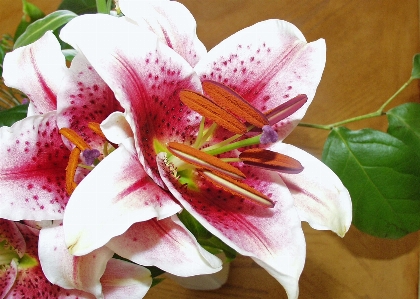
[[14, 0, 45, 40], [178, 210, 237, 260], [322, 127, 420, 238], [58, 0, 97, 14], [387, 102, 420, 157], [178, 209, 212, 240], [0, 104, 29, 126], [14, 10, 78, 49], [411, 53, 420, 79]]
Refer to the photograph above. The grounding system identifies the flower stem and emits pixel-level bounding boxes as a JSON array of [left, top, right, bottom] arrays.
[[299, 76, 414, 130], [96, 0, 109, 13]]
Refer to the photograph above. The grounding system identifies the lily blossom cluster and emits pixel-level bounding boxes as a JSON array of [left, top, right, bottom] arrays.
[[0, 1, 352, 298]]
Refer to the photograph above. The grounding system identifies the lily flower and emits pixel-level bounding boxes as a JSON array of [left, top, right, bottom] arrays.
[[0, 218, 152, 298], [59, 5, 351, 299], [1, 20, 221, 296]]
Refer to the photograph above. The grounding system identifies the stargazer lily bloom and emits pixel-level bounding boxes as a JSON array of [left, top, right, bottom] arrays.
[[59, 3, 352, 299], [1, 20, 223, 297], [0, 219, 152, 298]]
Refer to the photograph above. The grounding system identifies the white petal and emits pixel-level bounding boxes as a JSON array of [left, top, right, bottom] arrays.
[[271, 143, 352, 236], [106, 216, 222, 277], [3, 31, 67, 115], [63, 138, 181, 255], [119, 0, 206, 66], [100, 112, 134, 144], [39, 224, 113, 298], [101, 258, 152, 299]]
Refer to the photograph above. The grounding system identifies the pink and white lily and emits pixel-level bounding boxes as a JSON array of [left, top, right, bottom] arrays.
[[1, 17, 222, 297], [0, 219, 152, 298], [59, 2, 352, 299]]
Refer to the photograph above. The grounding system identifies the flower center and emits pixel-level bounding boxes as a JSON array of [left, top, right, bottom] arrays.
[[164, 80, 307, 208], [59, 123, 114, 195]]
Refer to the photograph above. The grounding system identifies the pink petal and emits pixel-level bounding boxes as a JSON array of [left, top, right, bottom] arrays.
[[0, 113, 70, 220], [106, 216, 222, 277], [271, 143, 352, 236], [100, 258, 152, 299], [63, 138, 181, 256], [194, 19, 326, 140], [60, 14, 202, 186], [56, 53, 123, 152], [157, 153, 305, 299], [6, 222, 91, 298], [39, 223, 113, 298], [119, 0, 206, 67], [3, 31, 67, 115], [0, 259, 18, 298], [0, 219, 26, 258]]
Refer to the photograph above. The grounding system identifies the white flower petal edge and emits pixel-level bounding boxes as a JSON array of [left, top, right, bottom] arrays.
[[3, 31, 67, 115], [119, 0, 206, 67], [106, 216, 223, 277], [272, 143, 352, 236], [39, 223, 114, 298], [39, 223, 152, 298]]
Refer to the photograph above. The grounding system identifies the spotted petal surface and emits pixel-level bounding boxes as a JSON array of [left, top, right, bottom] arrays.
[[119, 0, 206, 67], [0, 113, 70, 220], [3, 31, 67, 115], [3, 222, 90, 299], [157, 153, 305, 299], [56, 53, 123, 152], [60, 14, 202, 187], [63, 138, 181, 256], [194, 19, 326, 141]]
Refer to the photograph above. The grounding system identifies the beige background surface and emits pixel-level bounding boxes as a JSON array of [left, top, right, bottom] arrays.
[[1, 1, 419, 298]]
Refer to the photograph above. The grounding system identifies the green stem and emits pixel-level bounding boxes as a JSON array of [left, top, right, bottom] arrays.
[[96, 0, 109, 13], [204, 135, 261, 156], [299, 77, 414, 130]]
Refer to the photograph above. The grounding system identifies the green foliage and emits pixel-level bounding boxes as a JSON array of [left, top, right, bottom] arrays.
[[178, 210, 237, 261], [0, 104, 28, 126], [322, 127, 420, 238], [58, 0, 97, 14], [387, 103, 420, 158], [14, 0, 45, 41], [411, 54, 420, 79], [14, 10, 78, 49]]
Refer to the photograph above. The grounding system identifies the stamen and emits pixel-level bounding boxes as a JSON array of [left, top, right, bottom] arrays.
[[88, 122, 106, 138], [66, 147, 81, 195], [239, 148, 303, 173], [202, 80, 269, 128], [265, 94, 308, 125], [167, 142, 246, 180], [59, 128, 91, 151], [179, 90, 247, 134], [199, 170, 274, 208]]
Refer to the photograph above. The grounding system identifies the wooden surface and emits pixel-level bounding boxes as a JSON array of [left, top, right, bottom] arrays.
[[1, 1, 420, 298]]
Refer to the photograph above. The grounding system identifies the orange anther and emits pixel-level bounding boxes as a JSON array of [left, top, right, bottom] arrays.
[[179, 90, 247, 134], [202, 80, 269, 128], [88, 122, 106, 138], [65, 147, 81, 195], [167, 142, 246, 180], [59, 128, 91, 151], [239, 148, 303, 173], [199, 170, 274, 208]]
